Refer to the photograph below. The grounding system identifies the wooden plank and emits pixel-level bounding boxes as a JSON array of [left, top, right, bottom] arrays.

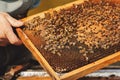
[[17, 77, 52, 80], [60, 51, 120, 80], [18, 76, 120, 80], [16, 28, 60, 80]]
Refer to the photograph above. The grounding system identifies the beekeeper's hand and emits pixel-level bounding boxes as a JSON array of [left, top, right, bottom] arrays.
[[0, 12, 23, 46]]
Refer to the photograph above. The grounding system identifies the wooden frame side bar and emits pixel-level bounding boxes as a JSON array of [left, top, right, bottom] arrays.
[[16, 28, 60, 80]]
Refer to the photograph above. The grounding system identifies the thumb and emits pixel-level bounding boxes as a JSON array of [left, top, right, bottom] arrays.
[[4, 13, 24, 27]]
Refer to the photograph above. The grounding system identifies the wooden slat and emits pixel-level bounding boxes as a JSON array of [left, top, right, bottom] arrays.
[[17, 77, 52, 80], [60, 51, 120, 80], [16, 28, 60, 80], [18, 76, 120, 80]]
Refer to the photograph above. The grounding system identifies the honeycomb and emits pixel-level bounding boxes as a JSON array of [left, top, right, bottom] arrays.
[[22, 0, 120, 72]]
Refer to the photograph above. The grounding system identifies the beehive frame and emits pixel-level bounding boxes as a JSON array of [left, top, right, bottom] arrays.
[[16, 0, 120, 80]]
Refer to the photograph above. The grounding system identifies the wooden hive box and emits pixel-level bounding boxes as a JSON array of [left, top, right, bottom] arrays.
[[16, 0, 120, 80]]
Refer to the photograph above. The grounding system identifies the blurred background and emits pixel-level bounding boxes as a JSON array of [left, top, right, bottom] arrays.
[[28, 0, 76, 16]]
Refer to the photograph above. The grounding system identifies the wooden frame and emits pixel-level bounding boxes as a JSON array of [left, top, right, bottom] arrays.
[[16, 0, 120, 80]]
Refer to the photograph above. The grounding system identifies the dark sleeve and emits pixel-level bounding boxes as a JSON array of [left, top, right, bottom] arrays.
[[9, 0, 40, 19]]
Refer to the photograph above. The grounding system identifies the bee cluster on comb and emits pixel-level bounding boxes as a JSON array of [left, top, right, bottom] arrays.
[[23, 0, 120, 72]]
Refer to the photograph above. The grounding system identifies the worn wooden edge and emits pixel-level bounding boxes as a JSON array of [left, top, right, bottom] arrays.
[[17, 76, 52, 80], [60, 51, 120, 80], [16, 28, 60, 80], [21, 0, 86, 22]]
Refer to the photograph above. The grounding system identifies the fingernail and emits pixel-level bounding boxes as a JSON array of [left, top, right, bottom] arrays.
[[18, 21, 24, 25]]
